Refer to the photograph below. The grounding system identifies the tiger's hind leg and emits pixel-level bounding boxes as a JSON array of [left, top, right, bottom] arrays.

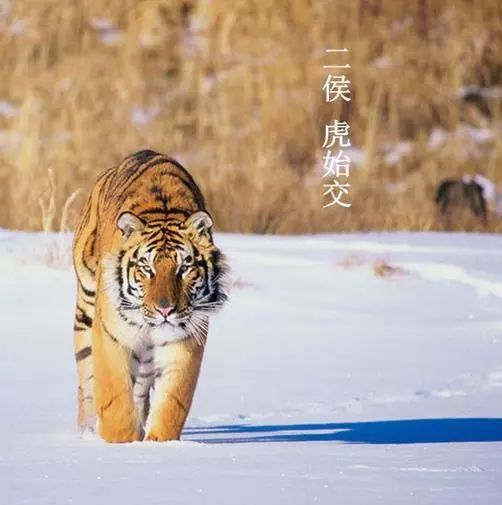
[[72, 182, 102, 434], [73, 283, 96, 433]]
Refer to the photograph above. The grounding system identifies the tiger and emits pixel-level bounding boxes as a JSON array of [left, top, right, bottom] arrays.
[[72, 150, 229, 443]]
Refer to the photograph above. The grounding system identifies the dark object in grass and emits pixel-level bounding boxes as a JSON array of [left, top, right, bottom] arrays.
[[435, 176, 487, 224]]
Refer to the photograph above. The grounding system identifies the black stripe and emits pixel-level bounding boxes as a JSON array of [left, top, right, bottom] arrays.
[[75, 346, 92, 361], [78, 279, 95, 299], [81, 253, 96, 275], [80, 229, 98, 276], [144, 238, 165, 253], [162, 173, 202, 203], [198, 251, 210, 296], [161, 157, 206, 208], [166, 207, 191, 217], [101, 320, 119, 344], [75, 204, 91, 237], [96, 163, 117, 182], [167, 393, 188, 414], [152, 187, 169, 212], [119, 156, 167, 194], [116, 249, 128, 302], [87, 230, 96, 259], [76, 308, 93, 328], [128, 150, 159, 163], [138, 206, 168, 216]]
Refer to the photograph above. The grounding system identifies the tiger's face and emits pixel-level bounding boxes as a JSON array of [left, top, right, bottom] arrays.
[[104, 211, 229, 343]]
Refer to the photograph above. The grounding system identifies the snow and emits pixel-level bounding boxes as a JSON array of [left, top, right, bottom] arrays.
[[458, 125, 494, 144], [88, 18, 122, 47], [459, 85, 502, 100], [383, 141, 412, 165], [427, 124, 497, 156], [0, 100, 18, 118], [373, 56, 391, 69], [89, 18, 115, 32], [99, 30, 122, 47], [1, 230, 502, 504], [131, 106, 159, 126], [428, 127, 450, 150], [344, 146, 365, 167], [8, 19, 27, 36]]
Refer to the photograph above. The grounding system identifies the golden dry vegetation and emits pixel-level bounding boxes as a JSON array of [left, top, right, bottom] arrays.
[[0, 0, 501, 233]]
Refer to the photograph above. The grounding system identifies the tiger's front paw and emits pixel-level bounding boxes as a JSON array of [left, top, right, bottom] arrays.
[[144, 426, 181, 442], [99, 424, 143, 443], [97, 407, 143, 443]]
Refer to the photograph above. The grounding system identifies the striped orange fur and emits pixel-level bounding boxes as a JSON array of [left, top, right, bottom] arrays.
[[72, 150, 229, 443]]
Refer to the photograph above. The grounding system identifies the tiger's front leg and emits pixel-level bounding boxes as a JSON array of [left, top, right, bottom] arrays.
[[92, 316, 143, 443], [145, 337, 205, 441]]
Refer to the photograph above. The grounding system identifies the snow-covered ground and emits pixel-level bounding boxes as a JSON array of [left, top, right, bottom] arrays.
[[1, 230, 502, 504]]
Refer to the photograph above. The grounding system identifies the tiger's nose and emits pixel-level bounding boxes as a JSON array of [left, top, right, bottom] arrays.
[[156, 306, 175, 318], [156, 298, 175, 318]]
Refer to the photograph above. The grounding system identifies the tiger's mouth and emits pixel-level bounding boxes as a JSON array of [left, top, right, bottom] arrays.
[[145, 314, 179, 328], [143, 308, 191, 328], [157, 319, 176, 327]]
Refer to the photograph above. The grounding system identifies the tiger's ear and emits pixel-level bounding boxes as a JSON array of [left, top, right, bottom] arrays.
[[117, 212, 145, 239], [185, 211, 213, 242]]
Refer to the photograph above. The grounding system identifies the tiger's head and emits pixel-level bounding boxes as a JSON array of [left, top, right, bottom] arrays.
[[104, 210, 229, 343]]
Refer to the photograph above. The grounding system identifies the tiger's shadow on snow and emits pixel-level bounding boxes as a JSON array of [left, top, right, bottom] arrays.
[[183, 418, 502, 444]]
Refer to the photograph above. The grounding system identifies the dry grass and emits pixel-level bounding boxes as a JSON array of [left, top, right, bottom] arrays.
[[337, 254, 366, 269], [1, 0, 502, 233], [337, 254, 407, 278], [372, 259, 407, 278]]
